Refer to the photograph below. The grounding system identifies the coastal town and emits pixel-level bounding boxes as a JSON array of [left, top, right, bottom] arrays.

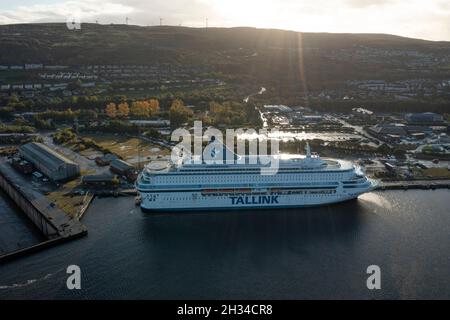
[[1, 61, 449, 102], [1, 27, 450, 266], [0, 0, 450, 300], [2, 97, 450, 260], [1, 75, 450, 223]]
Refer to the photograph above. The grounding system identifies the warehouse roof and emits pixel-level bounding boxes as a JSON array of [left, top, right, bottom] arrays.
[[82, 174, 118, 183], [20, 142, 78, 168], [110, 159, 134, 171]]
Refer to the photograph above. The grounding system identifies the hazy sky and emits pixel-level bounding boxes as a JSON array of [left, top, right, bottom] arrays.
[[0, 0, 449, 41]]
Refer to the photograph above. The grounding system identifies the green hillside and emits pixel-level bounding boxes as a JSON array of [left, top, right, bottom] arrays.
[[1, 23, 450, 92]]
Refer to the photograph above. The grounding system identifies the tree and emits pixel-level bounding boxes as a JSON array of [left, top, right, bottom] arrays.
[[67, 108, 74, 119], [113, 95, 127, 104], [393, 148, 407, 160], [377, 143, 393, 155], [68, 80, 82, 91], [77, 109, 98, 120], [201, 115, 213, 126], [130, 101, 142, 117], [105, 103, 117, 118], [131, 100, 158, 118], [209, 101, 223, 113], [130, 99, 160, 118], [145, 129, 161, 139], [117, 102, 130, 118], [148, 98, 160, 115], [209, 101, 233, 125], [131, 101, 147, 118], [7, 93, 20, 106], [169, 99, 193, 128]]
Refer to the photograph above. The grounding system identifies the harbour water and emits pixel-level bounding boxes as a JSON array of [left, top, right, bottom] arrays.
[[0, 190, 449, 299]]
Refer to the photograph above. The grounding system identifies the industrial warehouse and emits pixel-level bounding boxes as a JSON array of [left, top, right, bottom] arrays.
[[19, 142, 80, 181], [110, 159, 137, 181]]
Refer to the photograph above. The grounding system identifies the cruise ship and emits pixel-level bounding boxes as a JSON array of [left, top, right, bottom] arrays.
[[136, 144, 377, 212]]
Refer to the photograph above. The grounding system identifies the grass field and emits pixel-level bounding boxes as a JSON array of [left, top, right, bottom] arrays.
[[423, 168, 450, 178], [81, 134, 170, 165], [46, 179, 85, 218]]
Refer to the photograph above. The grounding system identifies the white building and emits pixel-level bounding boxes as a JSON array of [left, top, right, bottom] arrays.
[[25, 64, 43, 70]]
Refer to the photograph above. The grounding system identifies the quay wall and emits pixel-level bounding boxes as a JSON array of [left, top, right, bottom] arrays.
[[377, 180, 450, 190], [0, 169, 60, 239]]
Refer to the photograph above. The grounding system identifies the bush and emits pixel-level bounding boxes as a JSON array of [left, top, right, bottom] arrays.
[[0, 124, 36, 134], [53, 129, 77, 144]]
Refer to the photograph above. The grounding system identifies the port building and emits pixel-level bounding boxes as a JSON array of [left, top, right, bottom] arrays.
[[405, 112, 444, 124], [110, 159, 137, 181], [95, 153, 118, 166], [368, 124, 407, 136], [110, 159, 134, 175], [19, 142, 80, 181], [82, 174, 119, 187]]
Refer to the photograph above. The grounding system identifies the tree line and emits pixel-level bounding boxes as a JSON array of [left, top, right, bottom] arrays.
[[105, 99, 160, 119]]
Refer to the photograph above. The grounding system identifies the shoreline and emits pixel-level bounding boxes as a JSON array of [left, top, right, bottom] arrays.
[[0, 160, 88, 264], [1, 151, 449, 264]]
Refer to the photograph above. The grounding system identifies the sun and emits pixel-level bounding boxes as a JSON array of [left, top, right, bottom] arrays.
[[199, 0, 331, 33]]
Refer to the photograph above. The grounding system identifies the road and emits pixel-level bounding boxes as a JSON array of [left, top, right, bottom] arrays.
[[325, 114, 390, 148], [243, 87, 266, 103]]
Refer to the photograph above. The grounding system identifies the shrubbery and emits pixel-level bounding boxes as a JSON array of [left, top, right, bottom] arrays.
[[53, 128, 78, 144], [0, 124, 36, 134]]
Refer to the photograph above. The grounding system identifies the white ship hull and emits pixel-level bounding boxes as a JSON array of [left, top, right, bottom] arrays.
[[139, 183, 375, 212]]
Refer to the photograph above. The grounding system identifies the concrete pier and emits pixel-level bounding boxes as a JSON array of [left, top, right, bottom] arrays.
[[0, 160, 87, 263], [377, 180, 450, 191]]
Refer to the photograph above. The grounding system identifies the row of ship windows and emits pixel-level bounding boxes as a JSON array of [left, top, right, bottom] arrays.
[[202, 190, 337, 196], [138, 184, 340, 191], [147, 169, 353, 177], [343, 185, 367, 189], [149, 193, 338, 201], [156, 175, 346, 183], [179, 167, 330, 173]]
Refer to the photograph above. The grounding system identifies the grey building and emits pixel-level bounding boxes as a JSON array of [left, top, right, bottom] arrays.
[[82, 174, 118, 187], [369, 124, 407, 136], [19, 142, 80, 181], [110, 159, 137, 181], [110, 159, 134, 175], [95, 153, 118, 166], [405, 112, 444, 124]]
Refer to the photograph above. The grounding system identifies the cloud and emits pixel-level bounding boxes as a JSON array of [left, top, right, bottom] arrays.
[[0, 0, 136, 24], [342, 0, 395, 8]]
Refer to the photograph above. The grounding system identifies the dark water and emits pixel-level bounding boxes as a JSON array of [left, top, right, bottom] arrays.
[[0, 190, 44, 255], [0, 190, 449, 299]]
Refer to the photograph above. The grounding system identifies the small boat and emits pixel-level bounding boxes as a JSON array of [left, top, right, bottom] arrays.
[[135, 195, 142, 206]]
